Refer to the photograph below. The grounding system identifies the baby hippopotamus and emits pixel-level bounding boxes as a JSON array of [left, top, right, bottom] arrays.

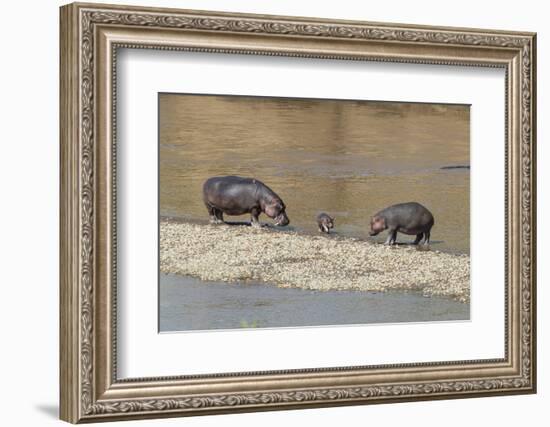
[[317, 213, 334, 234], [369, 202, 434, 245], [203, 176, 290, 227]]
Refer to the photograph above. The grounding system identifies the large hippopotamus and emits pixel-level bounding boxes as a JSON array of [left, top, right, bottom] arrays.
[[202, 176, 290, 227], [369, 202, 434, 245]]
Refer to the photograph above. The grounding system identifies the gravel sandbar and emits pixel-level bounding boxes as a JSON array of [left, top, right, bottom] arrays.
[[160, 220, 470, 302]]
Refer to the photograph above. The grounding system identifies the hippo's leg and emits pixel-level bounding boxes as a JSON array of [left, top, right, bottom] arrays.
[[423, 231, 431, 245], [206, 204, 223, 224], [413, 233, 423, 245], [385, 229, 397, 245], [205, 205, 217, 223], [250, 208, 261, 228], [214, 209, 224, 223]]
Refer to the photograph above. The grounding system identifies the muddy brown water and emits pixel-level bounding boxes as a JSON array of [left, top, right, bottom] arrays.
[[160, 94, 470, 254]]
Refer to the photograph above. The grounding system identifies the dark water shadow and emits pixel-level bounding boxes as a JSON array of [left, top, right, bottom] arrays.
[[393, 241, 421, 246], [364, 239, 455, 253], [388, 240, 466, 255], [221, 220, 251, 226], [35, 404, 58, 419], [440, 165, 470, 170]]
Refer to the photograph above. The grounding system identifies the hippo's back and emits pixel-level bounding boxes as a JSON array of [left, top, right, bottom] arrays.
[[204, 176, 255, 192], [380, 202, 434, 228], [202, 176, 266, 209]]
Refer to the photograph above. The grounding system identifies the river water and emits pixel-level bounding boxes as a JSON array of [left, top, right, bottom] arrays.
[[159, 94, 470, 331], [160, 274, 469, 332], [160, 94, 470, 253]]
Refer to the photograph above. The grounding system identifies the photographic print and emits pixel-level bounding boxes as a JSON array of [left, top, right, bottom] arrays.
[[159, 93, 471, 332]]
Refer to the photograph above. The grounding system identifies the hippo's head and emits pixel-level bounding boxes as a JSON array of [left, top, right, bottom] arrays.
[[320, 215, 334, 232], [264, 198, 290, 226], [369, 215, 386, 236]]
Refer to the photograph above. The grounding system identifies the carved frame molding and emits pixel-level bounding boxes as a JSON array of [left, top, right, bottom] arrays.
[[60, 2, 536, 423]]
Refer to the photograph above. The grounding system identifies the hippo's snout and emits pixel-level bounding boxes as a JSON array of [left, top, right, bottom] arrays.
[[369, 230, 379, 236], [274, 212, 290, 227]]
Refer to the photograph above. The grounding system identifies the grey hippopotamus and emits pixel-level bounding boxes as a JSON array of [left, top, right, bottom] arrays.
[[317, 213, 334, 234], [369, 202, 434, 245], [202, 176, 290, 227]]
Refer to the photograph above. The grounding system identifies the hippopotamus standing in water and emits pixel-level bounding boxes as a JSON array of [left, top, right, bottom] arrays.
[[316, 213, 334, 234], [369, 202, 434, 245], [203, 176, 290, 227]]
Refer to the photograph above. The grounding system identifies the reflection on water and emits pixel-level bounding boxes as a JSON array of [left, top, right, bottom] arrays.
[[160, 94, 469, 253]]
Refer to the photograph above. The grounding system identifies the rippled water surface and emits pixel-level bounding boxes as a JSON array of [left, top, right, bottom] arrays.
[[160, 94, 470, 253]]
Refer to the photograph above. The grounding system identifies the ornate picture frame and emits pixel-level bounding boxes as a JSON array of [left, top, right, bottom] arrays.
[[60, 2, 536, 423]]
